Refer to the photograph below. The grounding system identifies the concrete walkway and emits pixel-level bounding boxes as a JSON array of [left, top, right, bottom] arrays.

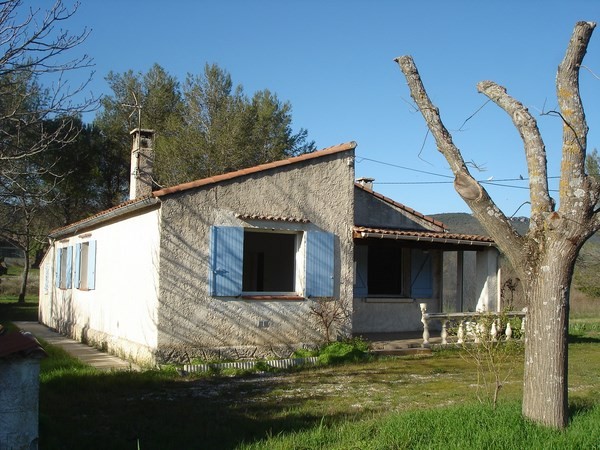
[[13, 321, 141, 371]]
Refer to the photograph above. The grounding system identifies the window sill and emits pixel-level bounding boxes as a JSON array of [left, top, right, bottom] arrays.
[[364, 297, 415, 304], [241, 295, 305, 301]]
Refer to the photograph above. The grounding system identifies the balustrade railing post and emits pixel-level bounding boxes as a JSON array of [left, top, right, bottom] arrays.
[[457, 320, 465, 345], [420, 303, 430, 348], [475, 322, 484, 344], [491, 320, 498, 342], [505, 322, 513, 340], [441, 319, 448, 345]]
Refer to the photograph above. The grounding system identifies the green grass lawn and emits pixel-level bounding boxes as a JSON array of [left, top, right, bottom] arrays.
[[34, 323, 600, 450], [0, 296, 38, 325], [2, 294, 597, 449]]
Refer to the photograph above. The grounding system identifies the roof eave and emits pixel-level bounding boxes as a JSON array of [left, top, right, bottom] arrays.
[[48, 197, 161, 239], [354, 183, 447, 231], [353, 229, 496, 247], [154, 142, 357, 197]]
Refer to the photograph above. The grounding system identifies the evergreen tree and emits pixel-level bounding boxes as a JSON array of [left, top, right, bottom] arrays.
[[95, 63, 315, 193]]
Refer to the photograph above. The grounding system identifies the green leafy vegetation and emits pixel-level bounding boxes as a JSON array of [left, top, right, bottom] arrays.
[[30, 323, 599, 449], [315, 338, 370, 365], [96, 63, 315, 192], [0, 297, 38, 324], [240, 401, 600, 449]]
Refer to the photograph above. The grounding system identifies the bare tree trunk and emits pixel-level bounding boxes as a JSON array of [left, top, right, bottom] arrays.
[[18, 251, 29, 303], [395, 22, 598, 429], [522, 240, 577, 428]]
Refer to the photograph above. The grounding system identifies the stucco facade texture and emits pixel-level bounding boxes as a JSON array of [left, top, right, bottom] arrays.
[[38, 136, 500, 366], [39, 206, 161, 365], [354, 188, 444, 231], [155, 151, 355, 362]]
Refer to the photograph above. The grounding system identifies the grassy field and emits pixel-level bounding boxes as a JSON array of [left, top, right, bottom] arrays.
[[0, 296, 38, 325], [2, 293, 598, 449], [33, 322, 599, 449]]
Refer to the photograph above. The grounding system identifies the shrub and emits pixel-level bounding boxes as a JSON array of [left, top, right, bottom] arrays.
[[317, 338, 369, 365]]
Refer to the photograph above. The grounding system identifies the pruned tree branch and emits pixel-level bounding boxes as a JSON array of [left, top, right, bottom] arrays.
[[396, 19, 598, 431], [394, 55, 525, 268], [557, 21, 596, 216], [477, 81, 553, 222]]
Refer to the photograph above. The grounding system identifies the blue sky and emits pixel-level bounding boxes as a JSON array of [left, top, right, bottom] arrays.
[[56, 0, 599, 215]]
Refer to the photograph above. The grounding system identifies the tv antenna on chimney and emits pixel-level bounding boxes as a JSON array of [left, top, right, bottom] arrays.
[[122, 91, 142, 130]]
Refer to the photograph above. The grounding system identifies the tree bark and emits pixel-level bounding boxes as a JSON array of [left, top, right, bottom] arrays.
[[18, 251, 29, 303], [522, 239, 577, 428], [395, 21, 599, 429]]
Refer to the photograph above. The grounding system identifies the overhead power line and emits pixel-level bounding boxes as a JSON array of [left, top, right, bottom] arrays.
[[357, 155, 560, 192]]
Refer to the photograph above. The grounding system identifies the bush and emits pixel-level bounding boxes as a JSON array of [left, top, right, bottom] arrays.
[[317, 338, 369, 365], [291, 347, 319, 358]]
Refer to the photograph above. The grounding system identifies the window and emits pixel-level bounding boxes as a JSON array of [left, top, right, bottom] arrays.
[[243, 231, 296, 292], [55, 246, 72, 289], [74, 240, 97, 290], [210, 226, 334, 298], [354, 244, 432, 298], [368, 243, 404, 296]]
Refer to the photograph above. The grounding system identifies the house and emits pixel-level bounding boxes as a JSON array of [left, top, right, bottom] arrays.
[[38, 129, 499, 366]]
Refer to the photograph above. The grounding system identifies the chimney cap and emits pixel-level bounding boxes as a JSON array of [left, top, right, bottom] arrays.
[[130, 128, 155, 136], [356, 177, 375, 190], [356, 177, 375, 183]]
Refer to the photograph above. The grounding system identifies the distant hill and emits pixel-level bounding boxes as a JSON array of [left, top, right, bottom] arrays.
[[431, 213, 530, 236], [432, 212, 600, 244]]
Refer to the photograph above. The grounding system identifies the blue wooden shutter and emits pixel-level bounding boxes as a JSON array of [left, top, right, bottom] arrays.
[[73, 244, 82, 289], [209, 226, 243, 296], [65, 246, 73, 289], [354, 245, 368, 297], [54, 248, 61, 287], [87, 240, 97, 290], [44, 262, 51, 294], [411, 249, 432, 297], [306, 231, 335, 297]]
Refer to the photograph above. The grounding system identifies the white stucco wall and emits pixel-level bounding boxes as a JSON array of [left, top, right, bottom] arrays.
[[475, 248, 500, 312], [155, 150, 356, 362], [39, 206, 161, 365]]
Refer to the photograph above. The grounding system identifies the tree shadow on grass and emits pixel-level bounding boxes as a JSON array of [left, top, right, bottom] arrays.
[[0, 302, 38, 323], [569, 397, 599, 420], [39, 369, 367, 450], [568, 334, 600, 344]]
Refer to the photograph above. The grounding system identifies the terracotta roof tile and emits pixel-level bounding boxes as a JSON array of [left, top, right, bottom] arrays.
[[236, 214, 310, 223], [353, 226, 495, 246], [48, 143, 356, 238], [153, 142, 357, 197], [354, 183, 447, 230]]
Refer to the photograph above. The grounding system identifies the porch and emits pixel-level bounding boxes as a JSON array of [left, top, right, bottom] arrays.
[[357, 306, 526, 356], [357, 331, 442, 356]]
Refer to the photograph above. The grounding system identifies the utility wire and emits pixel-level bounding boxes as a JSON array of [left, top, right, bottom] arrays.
[[357, 156, 454, 179], [357, 156, 561, 191]]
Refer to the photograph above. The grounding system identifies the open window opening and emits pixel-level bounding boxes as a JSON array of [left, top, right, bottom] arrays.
[[210, 226, 334, 299], [242, 230, 298, 293], [354, 242, 432, 298]]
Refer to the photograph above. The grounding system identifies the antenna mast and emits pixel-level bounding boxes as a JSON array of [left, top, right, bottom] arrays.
[[122, 91, 142, 130]]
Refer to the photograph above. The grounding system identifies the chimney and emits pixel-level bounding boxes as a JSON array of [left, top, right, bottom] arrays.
[[356, 177, 374, 190], [129, 128, 155, 199]]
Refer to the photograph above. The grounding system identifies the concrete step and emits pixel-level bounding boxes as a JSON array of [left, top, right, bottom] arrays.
[[371, 347, 432, 357]]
